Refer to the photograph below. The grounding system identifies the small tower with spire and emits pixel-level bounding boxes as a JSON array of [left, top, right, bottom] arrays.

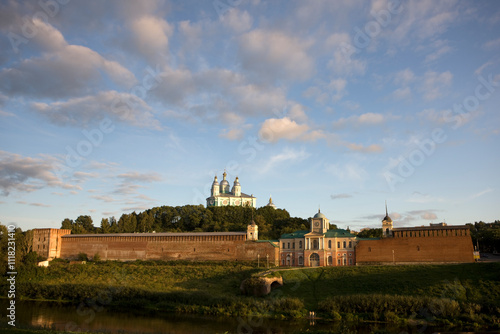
[[382, 201, 393, 238]]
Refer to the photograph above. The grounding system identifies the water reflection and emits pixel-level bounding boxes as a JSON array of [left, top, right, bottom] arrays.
[[2, 299, 455, 334]]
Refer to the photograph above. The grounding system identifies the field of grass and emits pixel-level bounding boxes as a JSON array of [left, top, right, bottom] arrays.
[[4, 260, 500, 328], [277, 263, 500, 309]]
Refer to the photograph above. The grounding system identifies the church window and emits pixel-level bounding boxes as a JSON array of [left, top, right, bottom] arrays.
[[282, 242, 285, 249], [328, 256, 333, 265], [337, 241, 340, 248], [349, 241, 352, 248], [313, 240, 319, 249], [288, 242, 290, 249], [293, 242, 295, 249], [299, 241, 302, 249], [337, 259, 341, 265], [343, 241, 346, 248], [328, 240, 332, 248]]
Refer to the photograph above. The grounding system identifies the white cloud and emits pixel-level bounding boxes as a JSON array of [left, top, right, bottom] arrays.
[[219, 128, 245, 141], [31, 91, 160, 129], [333, 112, 385, 129], [118, 172, 162, 183], [129, 15, 173, 64], [482, 37, 500, 50], [470, 188, 493, 199], [0, 151, 80, 195], [424, 40, 453, 63], [221, 9, 253, 33], [420, 70, 453, 101], [260, 148, 310, 174], [325, 162, 368, 182], [417, 108, 451, 124], [325, 33, 366, 76], [394, 68, 415, 86], [331, 193, 353, 200], [0, 19, 136, 99], [304, 78, 347, 104], [258, 117, 324, 143], [239, 29, 315, 81], [391, 87, 412, 100]]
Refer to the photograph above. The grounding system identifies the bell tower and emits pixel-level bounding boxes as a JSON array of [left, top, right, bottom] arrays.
[[382, 202, 393, 237]]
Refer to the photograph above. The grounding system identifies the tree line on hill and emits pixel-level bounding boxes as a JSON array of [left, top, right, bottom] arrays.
[[59, 205, 322, 240]]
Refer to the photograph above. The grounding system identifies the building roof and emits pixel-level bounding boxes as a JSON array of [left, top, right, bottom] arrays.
[[324, 229, 356, 238], [280, 230, 309, 239], [62, 231, 247, 238], [280, 228, 356, 239]]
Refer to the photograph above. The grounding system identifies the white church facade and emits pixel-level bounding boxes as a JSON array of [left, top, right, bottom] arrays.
[[206, 171, 257, 208]]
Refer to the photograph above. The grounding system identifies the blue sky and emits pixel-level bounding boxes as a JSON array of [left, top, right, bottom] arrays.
[[0, 0, 499, 232]]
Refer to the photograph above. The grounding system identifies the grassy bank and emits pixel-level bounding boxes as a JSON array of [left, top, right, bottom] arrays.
[[277, 263, 500, 328], [3, 260, 500, 328]]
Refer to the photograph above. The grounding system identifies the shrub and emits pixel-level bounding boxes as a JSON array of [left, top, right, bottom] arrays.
[[77, 253, 88, 261], [93, 253, 101, 262]]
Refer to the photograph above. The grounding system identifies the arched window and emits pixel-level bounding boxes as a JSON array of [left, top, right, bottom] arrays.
[[299, 241, 303, 249], [348, 241, 352, 248], [328, 240, 332, 248], [343, 241, 346, 248]]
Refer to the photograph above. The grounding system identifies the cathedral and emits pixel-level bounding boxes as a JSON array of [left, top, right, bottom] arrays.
[[206, 171, 257, 208]]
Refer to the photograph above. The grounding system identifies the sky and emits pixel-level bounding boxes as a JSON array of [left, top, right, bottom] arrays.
[[0, 0, 499, 232]]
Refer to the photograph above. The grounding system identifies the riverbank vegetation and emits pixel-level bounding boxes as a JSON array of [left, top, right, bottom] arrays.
[[2, 259, 499, 330]]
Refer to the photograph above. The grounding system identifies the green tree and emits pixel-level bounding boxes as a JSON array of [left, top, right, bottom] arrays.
[[100, 218, 111, 233], [73, 215, 95, 234], [109, 216, 118, 233], [61, 218, 73, 230], [118, 213, 137, 233]]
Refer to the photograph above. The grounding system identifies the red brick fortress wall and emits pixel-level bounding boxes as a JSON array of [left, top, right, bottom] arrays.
[[58, 232, 279, 264], [356, 227, 474, 264], [33, 228, 72, 259]]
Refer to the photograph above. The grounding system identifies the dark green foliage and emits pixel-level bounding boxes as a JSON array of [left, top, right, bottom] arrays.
[[77, 252, 88, 261], [56, 204, 299, 239], [468, 220, 500, 252], [356, 228, 382, 238]]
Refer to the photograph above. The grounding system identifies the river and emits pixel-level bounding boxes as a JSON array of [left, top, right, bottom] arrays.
[[2, 299, 469, 333]]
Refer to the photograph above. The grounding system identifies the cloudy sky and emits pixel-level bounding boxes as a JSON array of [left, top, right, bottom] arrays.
[[1, 0, 499, 232]]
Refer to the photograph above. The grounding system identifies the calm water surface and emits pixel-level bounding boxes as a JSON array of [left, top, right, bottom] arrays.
[[3, 299, 468, 334]]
